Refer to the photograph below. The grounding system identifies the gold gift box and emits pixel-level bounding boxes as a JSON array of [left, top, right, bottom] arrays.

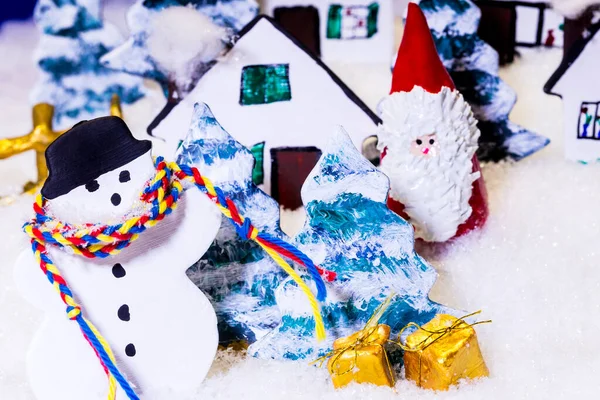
[[404, 314, 489, 390], [327, 324, 395, 389]]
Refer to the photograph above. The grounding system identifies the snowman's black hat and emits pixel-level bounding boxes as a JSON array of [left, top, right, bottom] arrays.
[[42, 116, 152, 199]]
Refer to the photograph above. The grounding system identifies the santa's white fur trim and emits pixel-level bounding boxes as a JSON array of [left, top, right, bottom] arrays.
[[377, 86, 481, 242]]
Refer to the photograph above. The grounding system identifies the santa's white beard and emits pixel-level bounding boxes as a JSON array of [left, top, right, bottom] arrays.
[[376, 86, 481, 242], [381, 151, 478, 242]]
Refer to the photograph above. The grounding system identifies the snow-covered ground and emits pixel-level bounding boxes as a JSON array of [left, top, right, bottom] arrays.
[[2, 3, 600, 400]]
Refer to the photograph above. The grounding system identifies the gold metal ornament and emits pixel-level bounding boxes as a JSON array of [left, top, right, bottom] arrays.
[[0, 103, 64, 196], [110, 93, 123, 120], [0, 95, 124, 198]]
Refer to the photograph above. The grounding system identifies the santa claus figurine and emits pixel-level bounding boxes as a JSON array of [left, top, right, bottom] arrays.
[[377, 3, 488, 243]]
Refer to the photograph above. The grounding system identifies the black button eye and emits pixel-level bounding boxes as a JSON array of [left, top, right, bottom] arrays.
[[429, 139, 435, 145], [85, 180, 99, 192], [416, 139, 423, 145], [119, 170, 131, 183]]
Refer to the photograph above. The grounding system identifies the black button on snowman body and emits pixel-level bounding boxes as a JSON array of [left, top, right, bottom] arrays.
[[112, 263, 126, 278]]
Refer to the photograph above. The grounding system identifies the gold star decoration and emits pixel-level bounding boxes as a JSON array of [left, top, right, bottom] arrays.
[[0, 94, 123, 197]]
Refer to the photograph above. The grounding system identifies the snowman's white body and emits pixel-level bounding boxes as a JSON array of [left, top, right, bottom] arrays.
[[15, 151, 222, 400]]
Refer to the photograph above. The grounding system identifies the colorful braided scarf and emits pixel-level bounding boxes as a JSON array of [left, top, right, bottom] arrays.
[[23, 157, 334, 400]]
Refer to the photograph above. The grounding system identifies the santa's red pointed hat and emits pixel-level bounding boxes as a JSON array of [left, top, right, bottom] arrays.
[[391, 3, 455, 94]]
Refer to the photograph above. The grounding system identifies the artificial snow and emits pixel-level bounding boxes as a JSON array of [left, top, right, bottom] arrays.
[[1, 2, 600, 400], [147, 6, 231, 83]]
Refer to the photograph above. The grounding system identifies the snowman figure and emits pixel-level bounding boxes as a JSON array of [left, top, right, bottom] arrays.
[[15, 117, 222, 399]]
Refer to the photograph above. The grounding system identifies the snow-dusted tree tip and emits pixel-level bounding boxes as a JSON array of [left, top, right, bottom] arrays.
[[188, 102, 238, 141], [177, 102, 254, 185], [301, 126, 389, 205]]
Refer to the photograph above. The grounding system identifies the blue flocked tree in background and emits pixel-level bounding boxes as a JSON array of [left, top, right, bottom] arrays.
[[420, 0, 550, 161], [31, 0, 144, 129], [101, 0, 258, 100], [249, 127, 457, 362], [176, 102, 287, 345]]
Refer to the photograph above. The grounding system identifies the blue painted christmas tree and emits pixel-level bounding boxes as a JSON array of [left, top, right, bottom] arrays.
[[176, 102, 287, 345], [249, 127, 457, 361], [30, 0, 145, 129], [420, 0, 550, 161], [101, 0, 258, 100]]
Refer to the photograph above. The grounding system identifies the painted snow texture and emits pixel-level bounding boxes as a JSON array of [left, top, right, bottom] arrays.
[[31, 0, 144, 129], [176, 103, 287, 345], [249, 127, 456, 362], [420, 0, 550, 161], [100, 0, 258, 97]]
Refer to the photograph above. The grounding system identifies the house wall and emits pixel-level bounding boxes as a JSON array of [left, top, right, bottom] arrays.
[[561, 96, 600, 162], [553, 32, 600, 162], [262, 0, 395, 64], [514, 3, 564, 48], [153, 18, 380, 194]]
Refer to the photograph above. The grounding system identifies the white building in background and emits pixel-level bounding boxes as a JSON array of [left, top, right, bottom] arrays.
[[545, 21, 600, 162], [151, 15, 380, 208], [261, 0, 395, 64], [514, 1, 564, 47]]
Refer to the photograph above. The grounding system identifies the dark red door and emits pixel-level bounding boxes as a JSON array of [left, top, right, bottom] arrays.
[[273, 6, 321, 57], [270, 146, 322, 210], [475, 1, 517, 65]]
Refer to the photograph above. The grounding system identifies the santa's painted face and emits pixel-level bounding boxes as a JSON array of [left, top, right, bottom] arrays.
[[410, 133, 439, 158], [47, 151, 156, 224]]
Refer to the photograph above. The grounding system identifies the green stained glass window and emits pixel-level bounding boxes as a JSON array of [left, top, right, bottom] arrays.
[[250, 142, 265, 185], [240, 64, 291, 106], [367, 3, 379, 37], [327, 5, 343, 39], [327, 3, 379, 39]]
